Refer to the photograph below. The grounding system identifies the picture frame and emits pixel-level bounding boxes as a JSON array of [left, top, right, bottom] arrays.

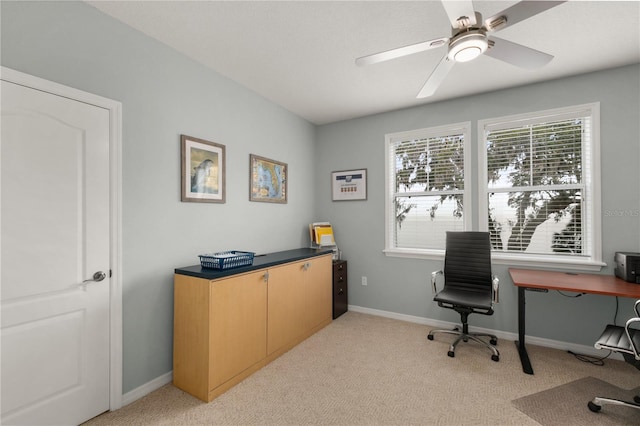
[[332, 168, 367, 201], [250, 154, 287, 204], [181, 135, 225, 203]]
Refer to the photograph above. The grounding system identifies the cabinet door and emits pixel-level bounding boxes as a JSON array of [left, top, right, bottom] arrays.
[[209, 270, 267, 389], [305, 255, 333, 330], [267, 261, 306, 355]]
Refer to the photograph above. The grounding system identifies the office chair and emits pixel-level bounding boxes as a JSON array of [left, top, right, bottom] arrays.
[[588, 299, 640, 413], [427, 231, 500, 361]]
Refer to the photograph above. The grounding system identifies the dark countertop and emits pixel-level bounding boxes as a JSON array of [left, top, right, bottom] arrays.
[[175, 247, 334, 280]]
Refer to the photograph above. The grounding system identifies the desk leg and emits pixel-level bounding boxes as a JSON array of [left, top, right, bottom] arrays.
[[515, 286, 534, 375]]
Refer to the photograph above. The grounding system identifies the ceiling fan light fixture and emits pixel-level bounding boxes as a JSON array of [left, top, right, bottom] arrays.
[[448, 31, 488, 62]]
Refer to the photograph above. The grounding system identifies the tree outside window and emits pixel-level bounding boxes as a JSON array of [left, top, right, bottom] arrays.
[[385, 104, 600, 268], [385, 123, 470, 253], [479, 103, 601, 266]]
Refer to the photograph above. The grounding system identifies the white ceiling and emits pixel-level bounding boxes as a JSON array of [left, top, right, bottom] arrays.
[[87, 1, 640, 125]]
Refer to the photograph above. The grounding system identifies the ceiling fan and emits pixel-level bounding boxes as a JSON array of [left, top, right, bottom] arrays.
[[356, 1, 565, 98]]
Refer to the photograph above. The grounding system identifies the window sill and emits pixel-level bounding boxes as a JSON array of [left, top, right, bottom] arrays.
[[384, 248, 606, 272], [383, 248, 445, 261], [491, 253, 606, 272]]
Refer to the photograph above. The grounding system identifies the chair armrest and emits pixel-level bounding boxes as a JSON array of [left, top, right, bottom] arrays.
[[625, 317, 640, 359], [492, 275, 500, 304], [431, 270, 443, 294], [634, 299, 640, 318]]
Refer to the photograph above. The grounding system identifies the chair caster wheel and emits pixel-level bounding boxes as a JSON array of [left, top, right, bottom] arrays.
[[427, 334, 434, 341], [447, 351, 455, 358], [588, 401, 601, 412], [491, 354, 499, 362], [634, 395, 640, 404], [490, 338, 497, 345]]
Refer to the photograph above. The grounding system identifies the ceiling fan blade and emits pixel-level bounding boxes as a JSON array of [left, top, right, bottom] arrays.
[[356, 37, 449, 66], [441, 0, 477, 28], [485, 37, 553, 69], [484, 1, 566, 32], [417, 56, 454, 98]]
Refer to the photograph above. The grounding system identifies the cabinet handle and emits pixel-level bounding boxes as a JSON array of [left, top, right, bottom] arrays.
[[303, 262, 311, 271], [263, 272, 269, 282]]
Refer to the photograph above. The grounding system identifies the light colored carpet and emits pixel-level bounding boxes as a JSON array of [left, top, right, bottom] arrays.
[[86, 312, 639, 425], [513, 376, 640, 426]]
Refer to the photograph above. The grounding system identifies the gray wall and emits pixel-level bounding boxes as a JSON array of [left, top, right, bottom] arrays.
[[2, 1, 318, 394], [315, 64, 640, 345], [2, 0, 639, 396]]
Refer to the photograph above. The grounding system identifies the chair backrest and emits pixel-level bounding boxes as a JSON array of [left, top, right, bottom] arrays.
[[444, 231, 492, 291]]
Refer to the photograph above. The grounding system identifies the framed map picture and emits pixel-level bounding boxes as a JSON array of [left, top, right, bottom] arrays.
[[181, 135, 225, 203], [250, 154, 287, 203], [332, 168, 367, 201]]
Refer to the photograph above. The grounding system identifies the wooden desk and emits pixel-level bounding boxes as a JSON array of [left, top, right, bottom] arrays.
[[509, 268, 640, 375]]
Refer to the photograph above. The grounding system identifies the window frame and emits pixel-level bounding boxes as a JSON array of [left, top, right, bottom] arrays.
[[384, 122, 472, 260], [478, 103, 604, 271]]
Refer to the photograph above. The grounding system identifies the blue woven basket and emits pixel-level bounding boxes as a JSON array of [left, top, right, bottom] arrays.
[[199, 251, 255, 270]]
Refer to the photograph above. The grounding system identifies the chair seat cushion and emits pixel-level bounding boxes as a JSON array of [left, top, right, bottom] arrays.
[[595, 324, 640, 370], [596, 324, 640, 365], [434, 287, 492, 311]]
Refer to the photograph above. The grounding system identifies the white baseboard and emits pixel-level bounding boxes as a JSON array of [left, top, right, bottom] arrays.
[[347, 304, 623, 360], [121, 371, 173, 407]]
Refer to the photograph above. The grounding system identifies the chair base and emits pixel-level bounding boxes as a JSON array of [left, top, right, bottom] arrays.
[[428, 326, 500, 361], [588, 395, 640, 413]]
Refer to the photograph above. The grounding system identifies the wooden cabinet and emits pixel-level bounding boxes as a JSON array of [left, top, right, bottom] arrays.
[[306, 255, 333, 328], [173, 252, 332, 402], [173, 270, 268, 402], [209, 271, 267, 389], [267, 255, 332, 355], [266, 261, 306, 355]]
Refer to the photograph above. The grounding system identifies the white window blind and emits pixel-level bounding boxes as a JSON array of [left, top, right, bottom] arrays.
[[480, 104, 600, 265], [385, 123, 470, 254]]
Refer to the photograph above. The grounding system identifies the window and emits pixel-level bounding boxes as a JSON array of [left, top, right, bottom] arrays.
[[479, 103, 602, 269], [385, 123, 471, 258]]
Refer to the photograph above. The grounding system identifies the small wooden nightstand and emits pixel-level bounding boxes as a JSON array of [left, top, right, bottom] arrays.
[[332, 260, 348, 319]]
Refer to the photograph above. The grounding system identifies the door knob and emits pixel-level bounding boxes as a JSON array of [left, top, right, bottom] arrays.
[[81, 271, 107, 285], [89, 271, 106, 282]]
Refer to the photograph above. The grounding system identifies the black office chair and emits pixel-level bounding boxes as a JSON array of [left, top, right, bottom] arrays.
[[427, 231, 500, 361], [588, 299, 640, 413]]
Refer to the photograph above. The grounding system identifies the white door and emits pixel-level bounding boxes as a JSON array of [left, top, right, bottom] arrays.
[[1, 79, 111, 425]]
